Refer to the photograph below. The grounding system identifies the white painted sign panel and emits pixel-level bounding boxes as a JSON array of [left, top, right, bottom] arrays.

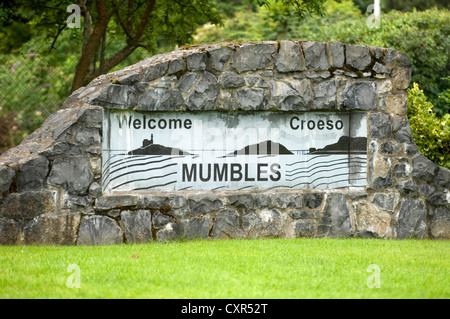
[[102, 110, 367, 192]]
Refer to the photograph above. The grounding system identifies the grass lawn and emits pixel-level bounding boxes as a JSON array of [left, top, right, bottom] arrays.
[[0, 238, 448, 299]]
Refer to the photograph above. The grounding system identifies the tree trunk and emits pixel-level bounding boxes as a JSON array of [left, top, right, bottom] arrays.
[[70, 0, 112, 92], [70, 0, 155, 93]]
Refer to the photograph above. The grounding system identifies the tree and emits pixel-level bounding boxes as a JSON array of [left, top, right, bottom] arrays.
[[0, 0, 326, 93]]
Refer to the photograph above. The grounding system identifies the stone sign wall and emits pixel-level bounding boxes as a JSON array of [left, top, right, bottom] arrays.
[[0, 41, 448, 245]]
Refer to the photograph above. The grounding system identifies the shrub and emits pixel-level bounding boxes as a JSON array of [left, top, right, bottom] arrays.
[[408, 83, 450, 169], [195, 1, 450, 116]]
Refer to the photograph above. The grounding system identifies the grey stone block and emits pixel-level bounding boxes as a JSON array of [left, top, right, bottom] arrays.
[[0, 190, 55, 220], [187, 71, 219, 110], [328, 42, 344, 68], [430, 206, 450, 239], [137, 88, 185, 111], [369, 113, 391, 139], [395, 198, 427, 239], [176, 72, 199, 92], [188, 194, 224, 215], [0, 165, 15, 193], [0, 217, 21, 244], [152, 210, 174, 229], [301, 41, 329, 70], [275, 193, 302, 209], [346, 44, 371, 70], [91, 84, 138, 109], [141, 61, 168, 82], [121, 210, 153, 243], [167, 57, 186, 75], [293, 220, 316, 237], [219, 72, 245, 89], [275, 41, 304, 72], [211, 208, 242, 239], [48, 157, 93, 195], [77, 215, 123, 245], [233, 43, 276, 73], [340, 82, 376, 110], [270, 79, 311, 110], [317, 193, 353, 238], [372, 193, 399, 212], [207, 47, 233, 71], [412, 154, 438, 182], [24, 212, 81, 245], [95, 195, 139, 210], [394, 122, 413, 143], [237, 88, 267, 110], [182, 215, 211, 239], [303, 193, 324, 209], [313, 79, 337, 109], [227, 194, 253, 209], [187, 52, 207, 71], [434, 167, 450, 189], [381, 141, 401, 155]]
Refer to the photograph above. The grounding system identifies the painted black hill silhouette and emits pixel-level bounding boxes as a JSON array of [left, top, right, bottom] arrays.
[[308, 136, 367, 154], [225, 140, 293, 157], [127, 136, 192, 156]]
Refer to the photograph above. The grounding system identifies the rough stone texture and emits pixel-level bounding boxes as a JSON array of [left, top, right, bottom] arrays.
[[95, 195, 139, 210], [48, 157, 92, 195], [275, 41, 304, 72], [207, 47, 233, 72], [187, 71, 219, 110], [23, 212, 81, 245], [354, 202, 392, 238], [0, 190, 55, 221], [211, 208, 243, 239], [237, 88, 267, 110], [328, 42, 344, 68], [412, 154, 438, 182], [430, 206, 450, 240], [233, 43, 276, 73], [1, 40, 448, 244], [242, 209, 284, 238], [313, 79, 337, 109], [0, 217, 21, 244], [78, 215, 123, 245], [395, 198, 427, 239], [369, 113, 392, 139], [120, 210, 152, 243], [0, 165, 16, 193], [317, 193, 353, 238], [302, 42, 329, 70], [219, 72, 246, 89], [341, 82, 376, 110], [293, 220, 316, 237], [346, 45, 371, 70], [17, 157, 49, 191]]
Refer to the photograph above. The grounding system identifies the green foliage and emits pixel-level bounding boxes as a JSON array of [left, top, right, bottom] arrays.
[[196, 1, 450, 116], [408, 83, 450, 169]]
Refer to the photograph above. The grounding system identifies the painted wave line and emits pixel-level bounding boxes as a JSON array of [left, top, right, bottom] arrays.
[[268, 176, 366, 189], [104, 163, 177, 190], [286, 155, 366, 167], [286, 159, 366, 175], [130, 180, 177, 191], [103, 157, 177, 186], [111, 171, 178, 191], [286, 165, 366, 181]]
